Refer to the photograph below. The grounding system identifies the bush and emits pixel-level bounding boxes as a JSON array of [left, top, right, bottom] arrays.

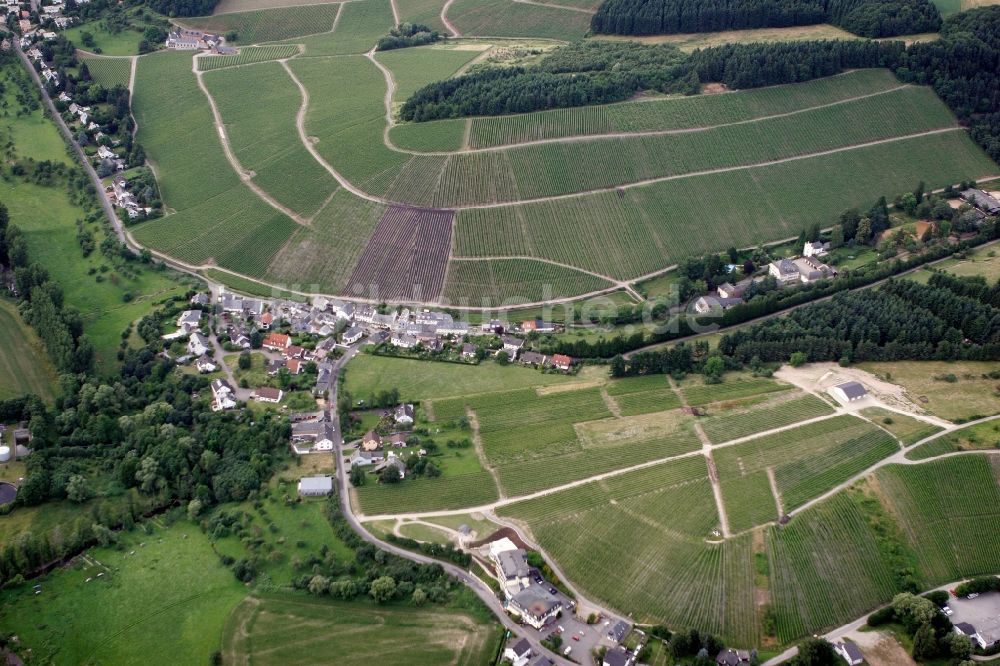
[[867, 605, 896, 626]]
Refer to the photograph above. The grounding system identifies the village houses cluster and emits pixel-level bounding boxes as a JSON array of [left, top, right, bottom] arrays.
[[8, 0, 78, 54], [164, 27, 234, 54]]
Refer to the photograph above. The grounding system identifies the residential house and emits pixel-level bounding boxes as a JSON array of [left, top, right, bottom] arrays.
[[210, 379, 237, 411], [96, 145, 115, 160], [313, 362, 334, 396], [551, 354, 572, 372], [297, 476, 333, 497], [508, 585, 561, 630], [386, 433, 408, 448], [717, 280, 749, 299], [462, 343, 477, 359], [260, 312, 273, 329], [833, 642, 864, 666], [961, 188, 1000, 215], [694, 295, 744, 314], [361, 431, 382, 452], [391, 332, 417, 349], [221, 293, 244, 313], [502, 336, 525, 357], [768, 259, 800, 285], [187, 332, 211, 357], [350, 448, 384, 467], [285, 358, 303, 375], [519, 351, 547, 367], [291, 420, 335, 454], [493, 548, 531, 597], [503, 638, 532, 666], [284, 344, 307, 360], [314, 337, 338, 359], [176, 309, 202, 332], [375, 455, 406, 480], [342, 325, 364, 344], [262, 332, 291, 352], [955, 622, 989, 650], [716, 649, 751, 666], [803, 240, 831, 257], [394, 403, 414, 426], [229, 331, 251, 349], [190, 293, 210, 307], [792, 256, 835, 283], [607, 620, 631, 643], [195, 356, 217, 373], [520, 319, 557, 333], [603, 648, 630, 666], [253, 387, 283, 403], [368, 330, 390, 346], [165, 29, 204, 49]]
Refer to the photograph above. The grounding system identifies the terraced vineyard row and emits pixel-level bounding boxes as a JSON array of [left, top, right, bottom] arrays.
[[83, 57, 132, 89], [454, 130, 997, 282], [290, 0, 395, 56], [197, 45, 300, 70], [467, 69, 904, 149], [766, 492, 901, 643], [446, 0, 592, 40], [442, 259, 614, 304], [681, 376, 790, 407], [701, 393, 835, 444]]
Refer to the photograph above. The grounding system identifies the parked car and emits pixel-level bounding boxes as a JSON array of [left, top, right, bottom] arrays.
[[968, 593, 980, 599], [943, 605, 954, 616], [549, 587, 558, 595], [563, 646, 572, 656]]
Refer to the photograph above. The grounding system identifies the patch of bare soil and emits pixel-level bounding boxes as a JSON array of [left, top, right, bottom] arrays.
[[701, 83, 729, 94], [845, 630, 916, 666], [775, 362, 929, 416]]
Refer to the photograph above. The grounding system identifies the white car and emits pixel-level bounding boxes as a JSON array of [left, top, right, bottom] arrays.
[[968, 593, 980, 600], [942, 605, 954, 616]]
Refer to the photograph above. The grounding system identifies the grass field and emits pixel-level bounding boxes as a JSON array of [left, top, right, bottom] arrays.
[[447, 0, 592, 40], [342, 353, 591, 403], [860, 407, 943, 445], [203, 61, 338, 218], [715, 415, 897, 531], [923, 243, 1000, 281], [83, 57, 133, 89], [64, 21, 150, 56], [860, 361, 1000, 422], [0, 299, 59, 402], [221, 592, 502, 665], [181, 4, 342, 43], [874, 456, 1000, 583], [0, 521, 247, 665], [197, 45, 300, 70]]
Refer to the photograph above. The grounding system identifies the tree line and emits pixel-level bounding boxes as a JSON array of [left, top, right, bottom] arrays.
[[376, 23, 444, 51], [590, 0, 941, 38], [144, 0, 218, 17]]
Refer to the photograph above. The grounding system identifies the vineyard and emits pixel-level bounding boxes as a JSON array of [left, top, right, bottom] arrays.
[[700, 393, 835, 444], [499, 457, 762, 646], [465, 69, 904, 149], [442, 259, 614, 304], [196, 45, 300, 71], [290, 0, 396, 56], [679, 375, 790, 407], [355, 468, 499, 514], [874, 456, 1000, 582], [346, 206, 453, 301], [765, 492, 902, 643], [396, 0, 450, 32], [375, 46, 485, 104], [714, 415, 897, 531], [446, 0, 593, 40], [203, 62, 339, 218], [180, 4, 341, 44], [83, 57, 132, 89], [389, 119, 466, 152], [453, 130, 996, 281], [605, 374, 683, 416]]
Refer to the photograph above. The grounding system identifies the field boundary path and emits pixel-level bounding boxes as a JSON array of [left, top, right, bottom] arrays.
[[465, 407, 506, 500], [511, 0, 596, 12], [440, 0, 460, 36]]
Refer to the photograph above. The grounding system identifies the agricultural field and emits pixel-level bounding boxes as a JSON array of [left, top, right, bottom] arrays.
[[679, 374, 791, 407], [699, 393, 835, 444], [290, 0, 396, 56], [859, 361, 1000, 422], [196, 45, 300, 70], [354, 458, 499, 514], [203, 61, 338, 218], [442, 258, 614, 304], [860, 406, 943, 445], [390, 117, 467, 152], [764, 491, 903, 643], [906, 419, 1000, 460], [454, 129, 995, 281], [83, 57, 133, 89], [221, 593, 503, 666], [604, 374, 682, 416], [499, 457, 761, 645], [214, 0, 340, 12], [0, 521, 247, 665], [874, 456, 1000, 583], [396, 0, 451, 32], [464, 69, 906, 149], [345, 206, 453, 301], [714, 415, 897, 531], [180, 4, 342, 43], [446, 0, 593, 40], [376, 45, 487, 104], [0, 299, 58, 402]]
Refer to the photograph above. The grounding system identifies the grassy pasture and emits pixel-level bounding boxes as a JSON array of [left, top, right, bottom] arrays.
[[715, 415, 897, 531], [64, 20, 150, 56], [443, 258, 614, 303], [83, 57, 132, 89], [455, 129, 997, 282], [466, 69, 903, 149], [860, 361, 1000, 422], [924, 242, 1000, 281], [874, 456, 1000, 583], [0, 522, 246, 665], [203, 62, 338, 217], [860, 406, 943, 445], [196, 45, 300, 70], [343, 354, 590, 403], [0, 299, 58, 401], [181, 4, 342, 43], [499, 457, 762, 645], [221, 592, 503, 665], [447, 0, 592, 40]]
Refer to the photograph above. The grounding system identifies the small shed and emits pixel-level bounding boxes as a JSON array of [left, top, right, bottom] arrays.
[[829, 381, 868, 403]]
